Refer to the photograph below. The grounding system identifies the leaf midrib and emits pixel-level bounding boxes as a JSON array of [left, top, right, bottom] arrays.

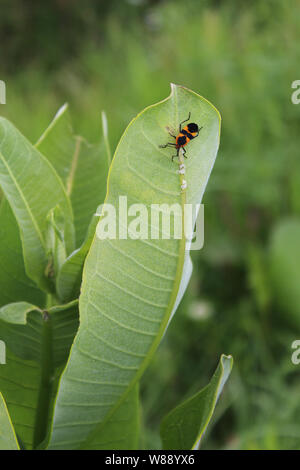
[[0, 151, 46, 250]]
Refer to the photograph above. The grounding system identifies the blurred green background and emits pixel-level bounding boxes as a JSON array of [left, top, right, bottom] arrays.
[[1, 0, 300, 450]]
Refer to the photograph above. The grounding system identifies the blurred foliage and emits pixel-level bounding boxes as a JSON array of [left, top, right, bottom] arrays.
[[269, 219, 300, 325], [1, 0, 300, 450]]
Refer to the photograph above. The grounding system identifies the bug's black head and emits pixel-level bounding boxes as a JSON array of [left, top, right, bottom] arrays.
[[187, 122, 199, 133]]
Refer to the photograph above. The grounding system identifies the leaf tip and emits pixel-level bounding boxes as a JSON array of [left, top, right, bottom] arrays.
[[55, 103, 69, 119], [220, 353, 234, 371]]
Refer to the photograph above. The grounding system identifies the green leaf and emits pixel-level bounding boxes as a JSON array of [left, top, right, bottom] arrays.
[[36, 104, 77, 188], [45, 206, 68, 281], [48, 84, 221, 449], [36, 104, 109, 246], [0, 199, 45, 307], [56, 213, 99, 302], [0, 349, 40, 450], [269, 218, 300, 322], [160, 354, 233, 450], [0, 392, 19, 450], [82, 385, 140, 450], [38, 105, 111, 302], [0, 300, 79, 449], [0, 118, 75, 292]]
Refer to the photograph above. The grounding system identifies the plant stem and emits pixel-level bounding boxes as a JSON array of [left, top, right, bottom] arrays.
[[33, 295, 54, 449]]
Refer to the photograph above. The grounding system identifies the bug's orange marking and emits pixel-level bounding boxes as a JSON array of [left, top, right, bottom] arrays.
[[176, 127, 195, 149]]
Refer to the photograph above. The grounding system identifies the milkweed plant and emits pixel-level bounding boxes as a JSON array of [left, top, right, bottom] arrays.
[[0, 84, 232, 450]]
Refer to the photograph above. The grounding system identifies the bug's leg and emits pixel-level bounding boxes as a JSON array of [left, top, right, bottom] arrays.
[[179, 112, 191, 131], [159, 142, 177, 149], [197, 126, 203, 137], [172, 148, 180, 162], [168, 131, 177, 139], [183, 147, 187, 159]]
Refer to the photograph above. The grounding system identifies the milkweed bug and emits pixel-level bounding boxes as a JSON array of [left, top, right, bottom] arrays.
[[159, 112, 203, 161]]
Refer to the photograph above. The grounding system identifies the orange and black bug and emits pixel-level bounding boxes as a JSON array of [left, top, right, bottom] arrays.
[[159, 112, 203, 161]]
